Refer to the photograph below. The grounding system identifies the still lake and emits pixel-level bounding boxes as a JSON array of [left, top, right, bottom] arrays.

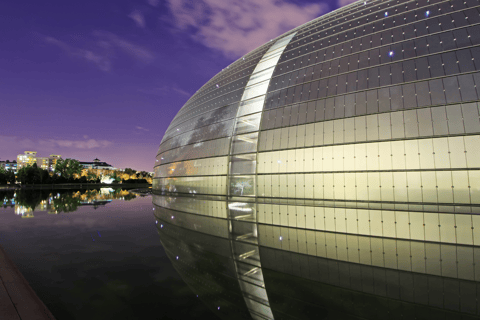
[[0, 188, 213, 320]]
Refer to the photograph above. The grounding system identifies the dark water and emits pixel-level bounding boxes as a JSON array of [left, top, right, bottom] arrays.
[[0, 188, 213, 320]]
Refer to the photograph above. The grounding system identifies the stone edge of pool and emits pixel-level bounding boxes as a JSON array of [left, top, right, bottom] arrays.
[[0, 244, 56, 320]]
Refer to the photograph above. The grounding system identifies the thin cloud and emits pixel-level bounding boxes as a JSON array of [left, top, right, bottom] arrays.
[[93, 31, 154, 63], [42, 35, 111, 71], [0, 136, 36, 150], [138, 85, 191, 97], [39, 138, 113, 149], [172, 87, 191, 97], [136, 126, 150, 132], [166, 0, 328, 57], [40, 31, 154, 71], [128, 10, 146, 28]]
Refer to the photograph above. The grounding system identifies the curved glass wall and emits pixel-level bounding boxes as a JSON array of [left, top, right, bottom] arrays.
[[154, 0, 480, 318]]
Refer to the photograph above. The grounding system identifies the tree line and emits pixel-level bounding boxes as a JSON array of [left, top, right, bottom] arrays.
[[0, 158, 152, 185]]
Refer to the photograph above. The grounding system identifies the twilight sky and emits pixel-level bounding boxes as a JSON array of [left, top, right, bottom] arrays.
[[0, 0, 351, 172]]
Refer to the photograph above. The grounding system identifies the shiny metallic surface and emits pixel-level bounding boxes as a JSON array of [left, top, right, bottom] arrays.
[[154, 0, 480, 318]]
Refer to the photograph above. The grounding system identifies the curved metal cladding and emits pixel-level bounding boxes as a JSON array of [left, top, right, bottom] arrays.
[[154, 0, 480, 318]]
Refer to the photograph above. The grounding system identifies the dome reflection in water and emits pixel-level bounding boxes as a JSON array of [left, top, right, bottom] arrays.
[[153, 0, 480, 318], [154, 194, 480, 320]]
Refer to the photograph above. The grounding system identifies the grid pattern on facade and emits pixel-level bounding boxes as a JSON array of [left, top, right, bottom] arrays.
[[153, 0, 480, 318]]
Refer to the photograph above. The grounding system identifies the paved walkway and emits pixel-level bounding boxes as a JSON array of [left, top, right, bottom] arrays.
[[0, 245, 56, 320]]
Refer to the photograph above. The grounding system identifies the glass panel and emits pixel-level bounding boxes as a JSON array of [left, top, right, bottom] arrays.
[[236, 261, 265, 287], [238, 96, 266, 117], [230, 154, 257, 175], [230, 175, 256, 196], [232, 220, 258, 244], [247, 67, 275, 86], [232, 241, 260, 266], [242, 81, 269, 100], [231, 132, 259, 154], [234, 113, 262, 135], [228, 202, 256, 221], [253, 53, 282, 74]]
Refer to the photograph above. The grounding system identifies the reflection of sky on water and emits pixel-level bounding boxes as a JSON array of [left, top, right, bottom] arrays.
[[0, 194, 213, 320]]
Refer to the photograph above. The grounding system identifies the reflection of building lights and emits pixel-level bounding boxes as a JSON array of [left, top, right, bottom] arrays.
[[425, 10, 430, 17], [176, 256, 179, 260], [161, 224, 163, 228], [279, 236, 283, 241], [384, 11, 388, 16], [171, 215, 174, 219], [389, 51, 394, 57]]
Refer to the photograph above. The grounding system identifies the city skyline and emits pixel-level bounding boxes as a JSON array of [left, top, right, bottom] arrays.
[[0, 0, 344, 172]]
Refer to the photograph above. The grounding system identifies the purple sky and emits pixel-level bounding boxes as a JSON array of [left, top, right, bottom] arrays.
[[0, 0, 346, 171]]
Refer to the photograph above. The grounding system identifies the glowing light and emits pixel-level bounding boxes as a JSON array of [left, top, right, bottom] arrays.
[[364, 1, 366, 4], [389, 51, 394, 57], [228, 202, 252, 212], [161, 224, 163, 228], [171, 215, 174, 219], [277, 160, 282, 164], [216, 84, 219, 88], [425, 10, 430, 16], [279, 236, 283, 240], [217, 307, 220, 310], [384, 11, 388, 16], [176, 256, 179, 260]]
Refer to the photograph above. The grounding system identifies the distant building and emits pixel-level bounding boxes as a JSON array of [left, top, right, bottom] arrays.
[[0, 160, 17, 173], [17, 151, 37, 170], [36, 157, 50, 171], [79, 158, 114, 170], [49, 155, 62, 171], [17, 151, 62, 172]]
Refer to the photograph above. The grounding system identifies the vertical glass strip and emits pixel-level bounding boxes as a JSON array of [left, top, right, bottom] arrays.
[[226, 32, 297, 320]]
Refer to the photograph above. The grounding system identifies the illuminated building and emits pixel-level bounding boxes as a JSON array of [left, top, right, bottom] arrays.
[[36, 157, 50, 171], [16, 151, 62, 172], [17, 151, 38, 170], [79, 158, 113, 170], [49, 154, 62, 171], [153, 0, 480, 318], [0, 160, 17, 173]]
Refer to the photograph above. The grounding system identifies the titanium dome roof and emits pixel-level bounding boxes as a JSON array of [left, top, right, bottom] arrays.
[[153, 0, 480, 318]]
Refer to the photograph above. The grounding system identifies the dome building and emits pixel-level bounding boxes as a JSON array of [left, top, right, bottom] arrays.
[[153, 0, 480, 318]]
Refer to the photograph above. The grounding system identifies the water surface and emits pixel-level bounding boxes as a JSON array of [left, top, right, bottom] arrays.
[[0, 188, 213, 320]]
